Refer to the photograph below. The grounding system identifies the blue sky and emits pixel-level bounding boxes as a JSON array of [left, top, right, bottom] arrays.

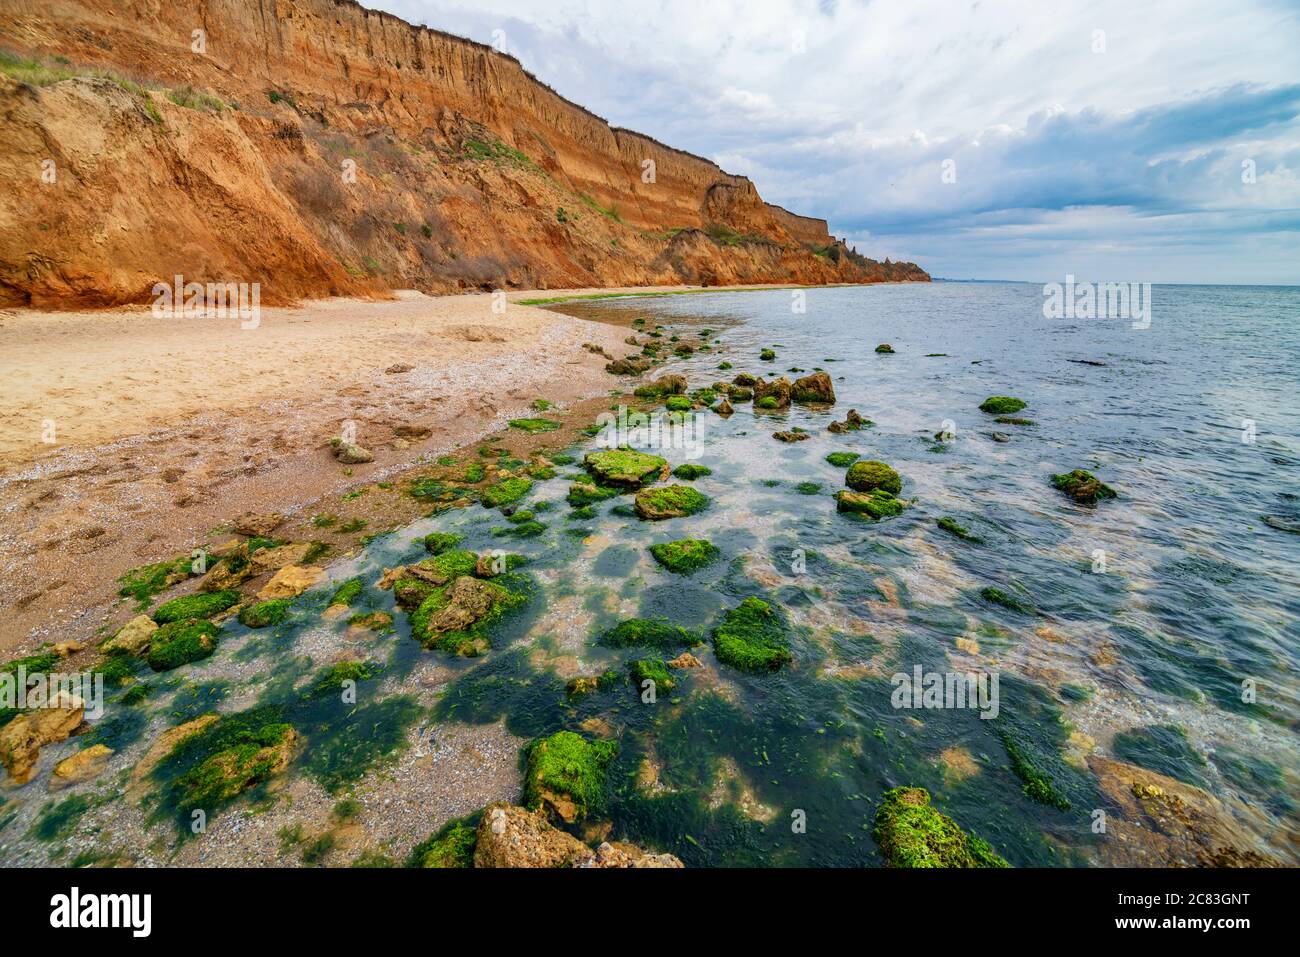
[[376, 0, 1299, 284]]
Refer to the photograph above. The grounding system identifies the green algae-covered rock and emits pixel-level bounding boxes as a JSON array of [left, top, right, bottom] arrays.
[[825, 451, 860, 468], [873, 787, 1008, 868], [980, 585, 1034, 615], [665, 395, 692, 412], [410, 575, 527, 656], [147, 619, 220, 671], [978, 395, 1026, 414], [600, 618, 703, 649], [845, 460, 902, 495], [153, 589, 240, 625], [936, 517, 979, 542], [524, 731, 618, 823], [649, 538, 720, 574], [1049, 469, 1117, 504], [584, 449, 667, 487], [836, 489, 906, 519], [629, 657, 675, 694], [421, 532, 464, 555], [634, 484, 709, 520], [567, 477, 620, 507], [171, 716, 296, 813], [329, 577, 364, 607], [408, 812, 480, 868], [480, 477, 533, 509], [711, 597, 792, 672], [508, 418, 561, 433], [238, 599, 292, 629], [672, 463, 712, 480], [875, 343, 895, 354], [760, 348, 776, 361]]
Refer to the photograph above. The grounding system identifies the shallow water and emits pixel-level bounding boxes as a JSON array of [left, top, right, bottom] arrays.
[[3, 281, 1297, 867]]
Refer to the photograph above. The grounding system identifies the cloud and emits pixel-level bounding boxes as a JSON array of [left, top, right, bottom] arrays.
[[374, 0, 1300, 282]]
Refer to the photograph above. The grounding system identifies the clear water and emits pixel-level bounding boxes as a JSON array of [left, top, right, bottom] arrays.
[[3, 281, 1296, 867]]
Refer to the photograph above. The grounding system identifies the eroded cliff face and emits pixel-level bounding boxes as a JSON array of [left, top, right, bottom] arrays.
[[0, 0, 928, 306]]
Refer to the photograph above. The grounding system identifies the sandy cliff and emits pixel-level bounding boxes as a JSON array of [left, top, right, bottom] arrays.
[[0, 0, 928, 306]]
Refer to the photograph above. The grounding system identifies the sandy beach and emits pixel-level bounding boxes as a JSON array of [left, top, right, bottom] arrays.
[[0, 286, 705, 652]]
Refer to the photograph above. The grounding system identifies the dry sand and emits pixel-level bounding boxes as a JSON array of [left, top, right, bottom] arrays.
[[0, 285, 706, 651]]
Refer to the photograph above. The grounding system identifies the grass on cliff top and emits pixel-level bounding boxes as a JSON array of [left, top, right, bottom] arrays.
[[0, 50, 163, 124]]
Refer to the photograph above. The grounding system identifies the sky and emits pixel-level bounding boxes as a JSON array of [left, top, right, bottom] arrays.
[[374, 0, 1299, 284]]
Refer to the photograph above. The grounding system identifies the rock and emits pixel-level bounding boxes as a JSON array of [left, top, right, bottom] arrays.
[[128, 714, 220, 798], [1262, 515, 1300, 534], [732, 372, 757, 387], [473, 803, 593, 868], [584, 449, 668, 487], [257, 565, 326, 600], [525, 731, 618, 823], [846, 409, 866, 427], [1050, 469, 1117, 504], [605, 356, 652, 375], [103, 615, 158, 655], [233, 511, 284, 537], [873, 786, 1007, 867], [773, 430, 810, 442], [652, 374, 688, 395], [836, 489, 906, 519], [634, 485, 710, 520], [579, 841, 684, 869], [752, 376, 792, 409], [792, 371, 836, 403], [51, 744, 113, 788], [667, 651, 703, 669], [394, 424, 431, 439], [828, 420, 848, 433], [845, 460, 902, 494], [713, 398, 734, 416], [875, 343, 895, 353], [52, 640, 84, 657], [0, 692, 85, 784], [376, 566, 406, 590], [385, 363, 413, 373], [989, 431, 1011, 443], [332, 441, 374, 465], [416, 575, 519, 655]]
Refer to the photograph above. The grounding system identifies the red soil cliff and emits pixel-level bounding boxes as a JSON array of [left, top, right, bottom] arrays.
[[0, 0, 928, 306]]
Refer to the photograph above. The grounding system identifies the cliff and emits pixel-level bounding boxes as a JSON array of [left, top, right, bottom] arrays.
[[0, 0, 929, 307]]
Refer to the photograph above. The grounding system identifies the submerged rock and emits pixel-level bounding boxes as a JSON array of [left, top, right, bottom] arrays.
[[836, 489, 906, 519], [773, 430, 810, 443], [978, 395, 1026, 414], [51, 744, 113, 789], [873, 787, 1008, 868], [0, 691, 85, 784], [524, 731, 618, 823], [648, 538, 720, 574], [732, 372, 757, 387], [875, 343, 895, 354], [713, 398, 734, 417], [411, 573, 526, 656], [1050, 469, 1117, 504], [712, 597, 792, 672], [752, 376, 792, 409]]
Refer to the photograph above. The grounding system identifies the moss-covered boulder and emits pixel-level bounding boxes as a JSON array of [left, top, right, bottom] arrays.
[[408, 812, 480, 867], [480, 477, 533, 509], [421, 532, 464, 555], [936, 517, 979, 541], [711, 597, 792, 672], [665, 395, 692, 412], [329, 577, 365, 607], [672, 463, 711, 480], [873, 787, 1008, 868], [524, 731, 618, 823], [826, 451, 860, 468], [752, 376, 791, 409], [410, 575, 527, 656], [584, 449, 667, 487], [237, 599, 292, 629], [147, 619, 220, 672], [792, 371, 836, 403], [634, 485, 709, 520], [1050, 469, 1117, 504], [979, 395, 1026, 414], [732, 372, 757, 387], [629, 657, 675, 694], [600, 618, 703, 649], [153, 590, 240, 625], [836, 489, 906, 519], [845, 460, 902, 495], [648, 538, 720, 574]]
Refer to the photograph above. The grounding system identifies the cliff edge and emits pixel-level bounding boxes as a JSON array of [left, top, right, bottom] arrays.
[[0, 0, 929, 307]]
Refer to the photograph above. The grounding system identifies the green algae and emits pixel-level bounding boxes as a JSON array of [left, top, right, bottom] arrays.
[[601, 618, 703, 650], [836, 489, 905, 519], [407, 811, 481, 867], [825, 451, 860, 468], [238, 599, 292, 629], [117, 553, 205, 607], [634, 484, 709, 520], [995, 416, 1034, 426], [648, 538, 720, 574], [1112, 724, 1210, 789], [665, 395, 692, 412], [329, 577, 365, 607], [304, 660, 383, 701], [795, 481, 822, 495], [936, 516, 979, 541], [153, 589, 240, 624], [147, 619, 220, 672], [629, 657, 676, 694], [711, 597, 792, 672], [845, 460, 902, 495], [524, 731, 618, 821], [508, 418, 561, 433], [30, 794, 91, 842], [672, 463, 712, 480], [980, 586, 1034, 615], [567, 477, 620, 506], [979, 396, 1027, 414], [410, 575, 529, 656], [584, 448, 667, 486], [873, 787, 1008, 868], [480, 477, 533, 509]]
